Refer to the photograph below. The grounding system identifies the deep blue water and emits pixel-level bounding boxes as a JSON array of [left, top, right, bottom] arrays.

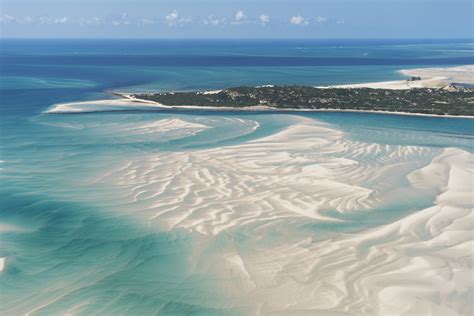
[[0, 39, 473, 315]]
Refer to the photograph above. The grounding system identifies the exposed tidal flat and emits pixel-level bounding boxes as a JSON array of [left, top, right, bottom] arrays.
[[2, 110, 473, 315], [1, 39, 474, 315]]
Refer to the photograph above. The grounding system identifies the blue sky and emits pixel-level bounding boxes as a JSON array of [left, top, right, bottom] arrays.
[[0, 0, 472, 39]]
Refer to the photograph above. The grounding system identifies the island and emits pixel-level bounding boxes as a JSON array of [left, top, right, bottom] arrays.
[[129, 85, 474, 116]]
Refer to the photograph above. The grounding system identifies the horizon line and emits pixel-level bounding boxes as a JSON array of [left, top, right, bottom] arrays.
[[1, 37, 473, 41]]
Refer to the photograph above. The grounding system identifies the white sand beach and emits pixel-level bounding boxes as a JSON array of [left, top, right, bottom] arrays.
[[323, 65, 474, 90], [45, 65, 474, 118], [46, 96, 474, 119]]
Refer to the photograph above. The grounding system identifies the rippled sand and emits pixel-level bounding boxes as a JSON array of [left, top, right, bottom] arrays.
[[84, 116, 472, 315], [2, 110, 472, 315]]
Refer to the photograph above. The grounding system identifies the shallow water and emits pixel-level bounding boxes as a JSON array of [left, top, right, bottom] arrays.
[[1, 39, 473, 315]]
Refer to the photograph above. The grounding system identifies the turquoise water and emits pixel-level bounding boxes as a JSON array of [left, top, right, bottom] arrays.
[[1, 39, 473, 315]]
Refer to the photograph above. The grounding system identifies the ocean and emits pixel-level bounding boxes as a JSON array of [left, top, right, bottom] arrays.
[[1, 39, 473, 315]]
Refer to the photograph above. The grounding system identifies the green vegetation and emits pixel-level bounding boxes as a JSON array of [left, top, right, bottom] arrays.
[[132, 85, 474, 116]]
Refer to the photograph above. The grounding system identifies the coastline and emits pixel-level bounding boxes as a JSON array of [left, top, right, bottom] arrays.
[[319, 65, 474, 90], [6, 38, 474, 316], [113, 92, 474, 119], [46, 65, 474, 119]]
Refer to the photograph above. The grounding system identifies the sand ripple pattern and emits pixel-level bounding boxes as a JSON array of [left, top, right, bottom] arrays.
[[84, 116, 474, 315]]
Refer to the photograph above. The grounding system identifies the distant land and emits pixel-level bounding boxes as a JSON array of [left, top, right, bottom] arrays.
[[124, 66, 474, 117], [129, 85, 474, 116], [45, 65, 474, 117]]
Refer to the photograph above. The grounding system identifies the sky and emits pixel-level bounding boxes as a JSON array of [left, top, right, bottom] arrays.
[[0, 0, 472, 39]]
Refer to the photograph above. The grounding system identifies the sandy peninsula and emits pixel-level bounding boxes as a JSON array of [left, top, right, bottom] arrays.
[[324, 65, 474, 90], [46, 65, 474, 118]]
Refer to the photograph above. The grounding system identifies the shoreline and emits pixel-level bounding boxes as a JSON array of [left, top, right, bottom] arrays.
[[46, 65, 474, 119], [112, 92, 474, 119], [319, 65, 474, 90]]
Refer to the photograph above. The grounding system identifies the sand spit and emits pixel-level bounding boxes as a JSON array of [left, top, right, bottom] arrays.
[[326, 76, 449, 90], [45, 65, 474, 118], [46, 98, 164, 113], [401, 65, 474, 86], [46, 96, 474, 119], [323, 65, 474, 90]]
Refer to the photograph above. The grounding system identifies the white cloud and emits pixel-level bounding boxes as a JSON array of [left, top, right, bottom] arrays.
[[79, 17, 103, 26], [231, 9, 248, 25], [110, 12, 132, 26], [9, 15, 70, 25], [23, 16, 34, 24], [203, 15, 226, 26], [122, 14, 131, 25], [140, 18, 156, 25], [37, 15, 53, 24], [0, 11, 284, 28], [337, 18, 345, 24], [315, 16, 327, 23], [165, 10, 191, 26], [165, 10, 179, 25], [235, 10, 245, 22], [54, 17, 68, 24], [259, 14, 270, 26], [0, 14, 16, 24], [290, 15, 309, 26], [0, 14, 102, 27]]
